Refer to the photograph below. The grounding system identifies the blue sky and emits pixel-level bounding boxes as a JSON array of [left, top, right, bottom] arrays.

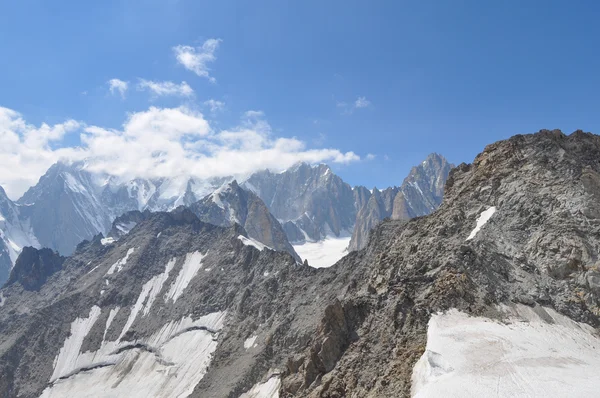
[[1, 0, 600, 197]]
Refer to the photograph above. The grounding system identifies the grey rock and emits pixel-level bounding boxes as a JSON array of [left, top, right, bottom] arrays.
[[106, 209, 153, 240], [189, 181, 301, 262], [0, 185, 39, 285], [243, 163, 357, 242], [5, 247, 65, 291]]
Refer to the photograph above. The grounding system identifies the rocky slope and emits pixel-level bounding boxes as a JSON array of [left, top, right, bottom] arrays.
[[6, 247, 65, 291], [0, 209, 303, 397], [349, 153, 453, 250], [2, 130, 600, 397], [189, 181, 301, 262]]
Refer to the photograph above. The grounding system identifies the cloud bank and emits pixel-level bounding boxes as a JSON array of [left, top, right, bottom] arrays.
[[0, 106, 360, 199]]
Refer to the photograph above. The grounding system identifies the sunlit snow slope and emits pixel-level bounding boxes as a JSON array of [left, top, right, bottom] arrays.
[[40, 311, 226, 398], [412, 305, 600, 397]]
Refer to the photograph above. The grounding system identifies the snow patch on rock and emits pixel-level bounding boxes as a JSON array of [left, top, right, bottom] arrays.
[[466, 206, 496, 240], [100, 237, 115, 246], [165, 251, 207, 303], [238, 235, 270, 251], [102, 307, 120, 342], [118, 258, 177, 340], [51, 306, 102, 382], [106, 247, 135, 275], [244, 335, 258, 349], [239, 374, 281, 398]]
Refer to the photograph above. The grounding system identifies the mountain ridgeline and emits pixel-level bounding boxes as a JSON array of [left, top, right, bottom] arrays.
[[188, 180, 302, 262], [349, 153, 453, 250], [2, 130, 600, 397], [0, 154, 452, 285], [243, 154, 453, 249]]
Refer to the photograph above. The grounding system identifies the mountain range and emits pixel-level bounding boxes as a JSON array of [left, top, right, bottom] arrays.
[[0, 154, 452, 285], [1, 130, 600, 397]]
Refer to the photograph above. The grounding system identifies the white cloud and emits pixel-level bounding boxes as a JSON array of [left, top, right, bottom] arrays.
[[173, 39, 221, 83], [203, 99, 225, 113], [108, 79, 129, 98], [243, 110, 265, 119], [366, 153, 376, 160], [336, 97, 371, 115], [137, 79, 194, 97], [0, 107, 84, 198], [0, 105, 360, 199], [354, 96, 371, 108]]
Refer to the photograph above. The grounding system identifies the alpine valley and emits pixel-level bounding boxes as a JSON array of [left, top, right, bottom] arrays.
[[3, 130, 600, 398]]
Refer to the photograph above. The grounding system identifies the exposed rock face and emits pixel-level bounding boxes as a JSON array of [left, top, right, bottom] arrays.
[[349, 186, 399, 253], [349, 153, 453, 250], [393, 152, 452, 219], [243, 163, 358, 242], [243, 159, 450, 247], [106, 210, 153, 240], [2, 131, 600, 397], [189, 181, 301, 262], [17, 163, 114, 256], [0, 185, 39, 284], [6, 247, 65, 291], [0, 242, 10, 289], [0, 186, 18, 284]]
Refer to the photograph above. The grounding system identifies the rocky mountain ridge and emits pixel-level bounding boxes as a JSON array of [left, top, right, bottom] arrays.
[[188, 180, 301, 262], [2, 130, 600, 397]]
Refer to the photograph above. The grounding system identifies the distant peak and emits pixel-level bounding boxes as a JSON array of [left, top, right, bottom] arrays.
[[284, 161, 332, 174], [422, 152, 448, 165], [287, 161, 311, 172]]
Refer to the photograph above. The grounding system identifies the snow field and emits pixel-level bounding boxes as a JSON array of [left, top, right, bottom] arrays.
[[412, 305, 600, 397]]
